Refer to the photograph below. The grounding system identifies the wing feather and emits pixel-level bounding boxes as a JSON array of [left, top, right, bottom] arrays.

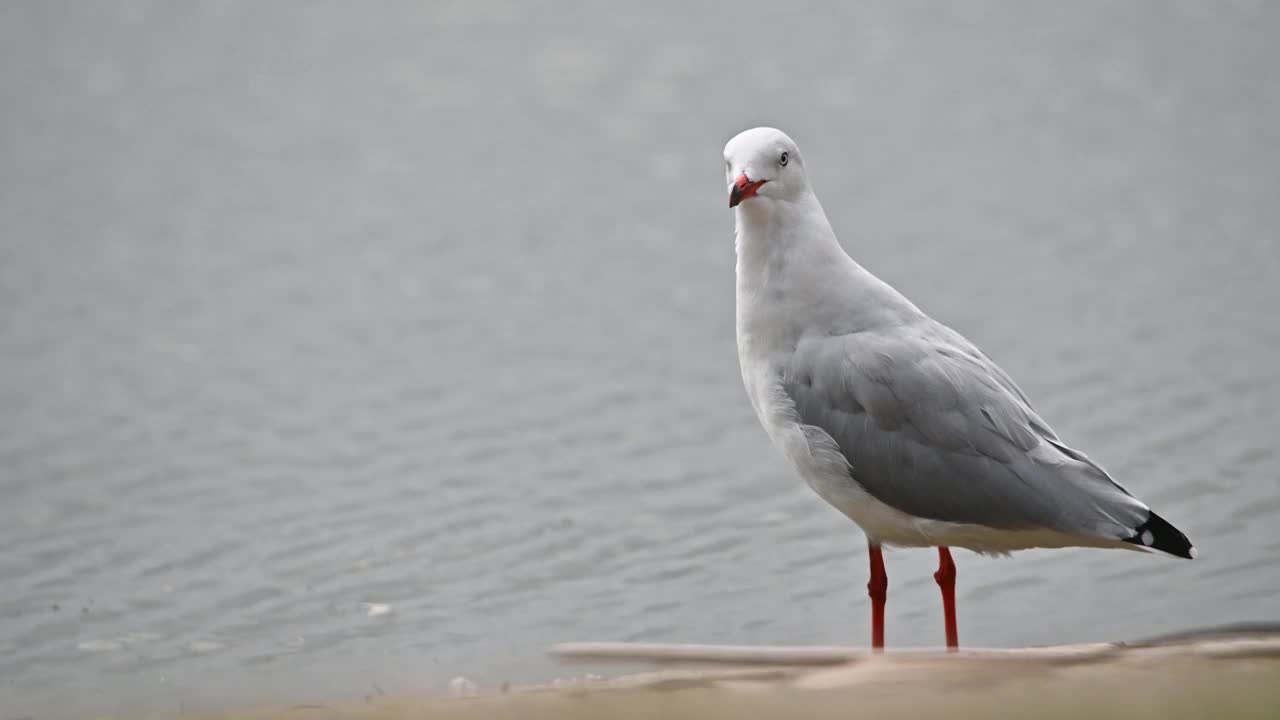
[[783, 324, 1146, 538]]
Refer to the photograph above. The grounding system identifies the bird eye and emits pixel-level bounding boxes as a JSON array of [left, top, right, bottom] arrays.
[[779, 152, 789, 166]]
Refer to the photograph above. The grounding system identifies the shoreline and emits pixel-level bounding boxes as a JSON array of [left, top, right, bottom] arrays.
[[104, 630, 1280, 720]]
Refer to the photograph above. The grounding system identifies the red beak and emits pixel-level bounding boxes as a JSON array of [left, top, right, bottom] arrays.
[[729, 173, 766, 208]]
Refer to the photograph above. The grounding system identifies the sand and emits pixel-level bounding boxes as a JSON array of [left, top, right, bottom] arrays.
[[121, 630, 1280, 720]]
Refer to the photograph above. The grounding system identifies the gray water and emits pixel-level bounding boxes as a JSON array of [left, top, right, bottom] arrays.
[[3, 1, 1280, 716]]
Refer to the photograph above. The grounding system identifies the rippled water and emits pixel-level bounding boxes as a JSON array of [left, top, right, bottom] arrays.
[[3, 1, 1279, 716]]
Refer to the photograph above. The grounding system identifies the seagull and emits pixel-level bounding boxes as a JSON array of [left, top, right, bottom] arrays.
[[724, 126, 1195, 652]]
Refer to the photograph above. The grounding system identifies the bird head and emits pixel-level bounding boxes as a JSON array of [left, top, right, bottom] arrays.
[[722, 127, 808, 208]]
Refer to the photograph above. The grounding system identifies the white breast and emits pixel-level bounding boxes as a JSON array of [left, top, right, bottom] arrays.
[[732, 211, 926, 546]]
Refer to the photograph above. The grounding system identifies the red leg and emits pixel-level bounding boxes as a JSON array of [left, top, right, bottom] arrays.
[[934, 546, 958, 651], [867, 542, 887, 652]]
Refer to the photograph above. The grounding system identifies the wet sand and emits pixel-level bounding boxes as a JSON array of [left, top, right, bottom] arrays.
[[128, 632, 1280, 720]]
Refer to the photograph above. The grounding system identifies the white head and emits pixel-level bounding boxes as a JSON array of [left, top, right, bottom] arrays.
[[722, 127, 808, 208]]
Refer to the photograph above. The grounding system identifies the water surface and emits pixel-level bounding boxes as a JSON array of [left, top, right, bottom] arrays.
[[3, 1, 1279, 716]]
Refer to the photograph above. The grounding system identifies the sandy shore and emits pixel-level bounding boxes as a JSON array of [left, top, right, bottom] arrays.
[[133, 629, 1280, 720]]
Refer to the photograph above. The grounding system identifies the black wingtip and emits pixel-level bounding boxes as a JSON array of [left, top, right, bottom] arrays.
[[1123, 510, 1196, 559]]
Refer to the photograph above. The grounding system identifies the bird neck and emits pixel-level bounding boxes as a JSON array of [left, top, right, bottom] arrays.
[[733, 189, 927, 338], [734, 190, 847, 295]]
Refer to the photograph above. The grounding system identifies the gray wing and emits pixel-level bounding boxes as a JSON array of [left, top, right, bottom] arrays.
[[783, 323, 1146, 538]]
